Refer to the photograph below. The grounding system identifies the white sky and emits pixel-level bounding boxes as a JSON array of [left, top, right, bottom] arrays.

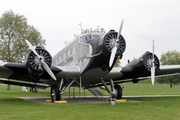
[[1, 0, 180, 66]]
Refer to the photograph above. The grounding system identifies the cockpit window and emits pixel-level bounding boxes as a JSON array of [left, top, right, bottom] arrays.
[[84, 33, 93, 42], [80, 33, 102, 43], [81, 33, 93, 42]]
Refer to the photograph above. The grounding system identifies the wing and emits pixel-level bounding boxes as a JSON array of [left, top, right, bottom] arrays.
[[105, 52, 180, 84], [0, 60, 82, 86], [0, 61, 58, 87], [0, 62, 62, 81], [0, 62, 29, 80], [157, 65, 180, 76]]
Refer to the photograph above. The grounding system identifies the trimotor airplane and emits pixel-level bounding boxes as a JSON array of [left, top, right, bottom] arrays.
[[0, 20, 180, 102]]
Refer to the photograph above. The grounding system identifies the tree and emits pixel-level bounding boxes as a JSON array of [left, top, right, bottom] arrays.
[[157, 50, 180, 85], [0, 10, 46, 63], [0, 10, 46, 90], [114, 56, 121, 67], [160, 50, 180, 65]]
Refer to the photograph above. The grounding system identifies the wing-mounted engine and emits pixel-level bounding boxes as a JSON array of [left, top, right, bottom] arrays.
[[98, 30, 126, 57], [124, 51, 160, 78], [26, 46, 52, 78], [143, 51, 160, 73]]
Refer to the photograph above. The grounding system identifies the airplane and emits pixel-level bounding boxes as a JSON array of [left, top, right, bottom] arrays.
[[0, 20, 180, 103]]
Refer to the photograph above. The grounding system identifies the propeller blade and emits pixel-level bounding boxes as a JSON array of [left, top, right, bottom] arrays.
[[25, 40, 39, 57], [151, 66, 155, 85], [117, 19, 123, 40], [25, 39, 57, 80], [41, 60, 57, 80], [151, 40, 155, 85], [109, 46, 117, 67], [109, 20, 124, 67]]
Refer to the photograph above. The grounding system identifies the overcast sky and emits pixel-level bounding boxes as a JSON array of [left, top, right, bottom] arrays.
[[1, 0, 180, 66]]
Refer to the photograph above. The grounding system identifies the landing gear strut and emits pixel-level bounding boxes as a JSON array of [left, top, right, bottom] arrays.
[[49, 78, 82, 102], [101, 79, 123, 104]]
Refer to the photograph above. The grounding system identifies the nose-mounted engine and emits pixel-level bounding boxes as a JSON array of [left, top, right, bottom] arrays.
[[98, 30, 126, 56], [26, 47, 52, 78]]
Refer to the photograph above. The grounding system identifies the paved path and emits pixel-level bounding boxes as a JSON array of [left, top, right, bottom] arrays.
[[17, 95, 180, 104], [17, 96, 140, 104], [123, 95, 180, 97]]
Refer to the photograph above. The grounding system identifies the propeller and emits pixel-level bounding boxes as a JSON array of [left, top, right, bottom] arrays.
[[151, 40, 155, 85], [25, 40, 57, 80], [109, 20, 124, 67]]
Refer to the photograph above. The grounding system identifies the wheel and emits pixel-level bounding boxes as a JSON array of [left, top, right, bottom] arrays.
[[50, 85, 60, 102], [114, 85, 122, 99]]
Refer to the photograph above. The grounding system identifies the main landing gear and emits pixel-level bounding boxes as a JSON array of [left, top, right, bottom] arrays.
[[50, 79, 123, 103], [50, 79, 80, 102], [101, 79, 123, 104]]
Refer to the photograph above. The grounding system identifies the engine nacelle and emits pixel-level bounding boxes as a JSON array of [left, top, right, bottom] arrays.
[[126, 51, 160, 77], [98, 30, 126, 56], [142, 51, 160, 72], [26, 47, 52, 77]]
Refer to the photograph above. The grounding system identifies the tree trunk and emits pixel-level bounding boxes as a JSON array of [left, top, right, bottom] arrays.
[[170, 79, 172, 88], [7, 79, 10, 90]]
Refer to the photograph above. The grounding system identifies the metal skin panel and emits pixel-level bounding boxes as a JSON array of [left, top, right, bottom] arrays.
[[0, 62, 62, 85], [55, 66, 80, 80], [157, 65, 180, 75], [0, 62, 13, 78]]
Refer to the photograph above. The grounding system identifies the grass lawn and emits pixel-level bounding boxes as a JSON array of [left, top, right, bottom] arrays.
[[0, 83, 180, 120]]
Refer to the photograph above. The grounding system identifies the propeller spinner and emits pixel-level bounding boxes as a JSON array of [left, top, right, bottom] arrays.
[[25, 40, 57, 80]]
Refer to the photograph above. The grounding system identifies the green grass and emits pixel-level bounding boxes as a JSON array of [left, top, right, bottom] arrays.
[[0, 83, 180, 120], [123, 83, 180, 95]]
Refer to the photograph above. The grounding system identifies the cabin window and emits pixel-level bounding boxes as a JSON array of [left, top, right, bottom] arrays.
[[61, 54, 64, 61], [70, 48, 73, 55], [59, 56, 61, 62], [73, 46, 77, 53], [65, 52, 68, 58], [56, 58, 58, 64], [57, 57, 59, 63], [68, 50, 70, 56]]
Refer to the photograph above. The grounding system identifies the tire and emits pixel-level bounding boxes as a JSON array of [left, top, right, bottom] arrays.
[[114, 85, 122, 99], [50, 85, 60, 102]]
